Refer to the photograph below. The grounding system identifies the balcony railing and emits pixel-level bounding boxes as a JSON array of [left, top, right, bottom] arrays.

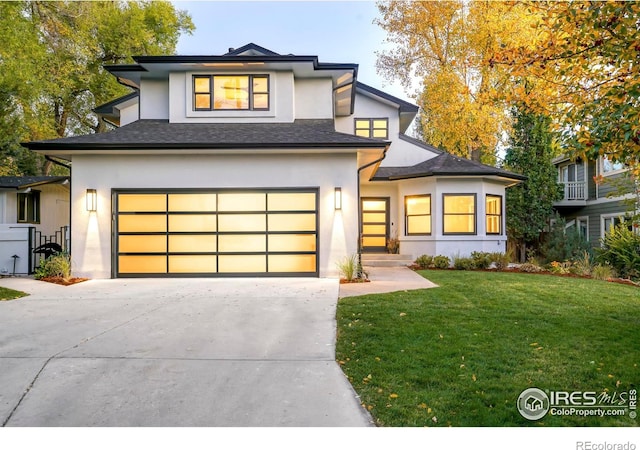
[[560, 181, 586, 201]]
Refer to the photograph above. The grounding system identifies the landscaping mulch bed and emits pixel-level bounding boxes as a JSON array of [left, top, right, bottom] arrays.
[[340, 278, 371, 284], [39, 276, 89, 286]]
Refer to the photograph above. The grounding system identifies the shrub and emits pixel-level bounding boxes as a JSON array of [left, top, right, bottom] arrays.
[[336, 254, 359, 281], [433, 255, 451, 269], [571, 250, 594, 277], [414, 254, 433, 269], [540, 217, 592, 264], [518, 262, 544, 273], [591, 264, 616, 281], [470, 251, 492, 269], [490, 252, 511, 271], [596, 224, 640, 279], [34, 253, 71, 281], [453, 256, 476, 270], [548, 261, 571, 275]]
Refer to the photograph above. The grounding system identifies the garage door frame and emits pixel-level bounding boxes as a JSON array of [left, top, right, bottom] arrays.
[[111, 187, 320, 278]]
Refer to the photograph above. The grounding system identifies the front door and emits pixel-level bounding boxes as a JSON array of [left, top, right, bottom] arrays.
[[361, 197, 389, 253]]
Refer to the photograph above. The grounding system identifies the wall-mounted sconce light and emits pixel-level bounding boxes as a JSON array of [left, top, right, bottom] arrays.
[[86, 189, 97, 212], [334, 187, 342, 210]]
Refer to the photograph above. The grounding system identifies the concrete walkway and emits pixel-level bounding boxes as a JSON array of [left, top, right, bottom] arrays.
[[0, 277, 372, 427], [339, 266, 437, 298]]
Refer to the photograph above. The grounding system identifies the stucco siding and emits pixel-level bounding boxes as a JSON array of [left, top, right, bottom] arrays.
[[71, 152, 358, 279]]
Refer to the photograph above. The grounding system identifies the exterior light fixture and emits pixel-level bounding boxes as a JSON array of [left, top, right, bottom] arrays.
[[334, 187, 342, 210], [86, 189, 97, 212]]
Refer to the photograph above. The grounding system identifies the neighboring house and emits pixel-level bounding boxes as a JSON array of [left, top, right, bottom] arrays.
[[0, 176, 70, 274], [553, 155, 637, 244], [23, 43, 524, 279]]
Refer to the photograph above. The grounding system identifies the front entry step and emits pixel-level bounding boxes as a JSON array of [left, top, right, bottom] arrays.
[[360, 253, 414, 267]]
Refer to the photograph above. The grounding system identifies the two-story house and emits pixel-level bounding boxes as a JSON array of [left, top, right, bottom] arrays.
[[553, 154, 636, 243], [24, 43, 524, 279]]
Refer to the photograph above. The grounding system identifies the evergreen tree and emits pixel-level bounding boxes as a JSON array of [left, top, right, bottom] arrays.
[[504, 108, 563, 262]]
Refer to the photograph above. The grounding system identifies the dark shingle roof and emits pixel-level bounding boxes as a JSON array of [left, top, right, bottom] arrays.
[[0, 176, 69, 189], [24, 119, 389, 151], [373, 152, 527, 182], [356, 82, 419, 114]]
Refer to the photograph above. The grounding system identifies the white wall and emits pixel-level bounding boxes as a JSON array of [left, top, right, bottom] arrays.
[[119, 103, 140, 126], [0, 225, 30, 275], [140, 79, 169, 120], [0, 185, 69, 237], [71, 152, 359, 279], [378, 177, 509, 261], [294, 78, 333, 119], [336, 93, 400, 137]]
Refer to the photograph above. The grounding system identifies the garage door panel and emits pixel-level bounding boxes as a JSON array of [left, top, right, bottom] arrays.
[[268, 254, 316, 273], [119, 255, 167, 274], [218, 255, 266, 273], [168, 193, 217, 212], [119, 235, 167, 253], [169, 255, 217, 273], [218, 214, 266, 232], [268, 234, 316, 252], [118, 194, 166, 212], [169, 214, 217, 232], [118, 215, 166, 233], [169, 235, 216, 252], [218, 234, 266, 253], [268, 214, 316, 232], [115, 190, 317, 277]]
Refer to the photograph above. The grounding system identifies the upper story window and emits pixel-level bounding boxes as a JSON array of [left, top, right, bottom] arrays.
[[17, 190, 40, 224], [193, 75, 269, 111], [354, 118, 388, 139], [600, 155, 626, 176]]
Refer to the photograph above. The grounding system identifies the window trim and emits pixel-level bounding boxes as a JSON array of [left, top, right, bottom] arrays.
[[600, 212, 634, 240], [443, 193, 477, 236], [404, 194, 432, 236], [485, 194, 503, 235], [354, 118, 389, 139], [192, 74, 270, 112], [17, 190, 40, 224], [600, 155, 627, 177], [576, 215, 589, 241]]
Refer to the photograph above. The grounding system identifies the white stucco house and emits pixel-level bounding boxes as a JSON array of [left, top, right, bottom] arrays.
[[24, 43, 524, 279]]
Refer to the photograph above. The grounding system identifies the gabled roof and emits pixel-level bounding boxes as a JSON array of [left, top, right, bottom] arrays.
[[24, 119, 388, 155], [104, 43, 358, 116], [372, 152, 526, 183], [356, 82, 418, 133], [0, 176, 69, 189], [224, 43, 282, 56]]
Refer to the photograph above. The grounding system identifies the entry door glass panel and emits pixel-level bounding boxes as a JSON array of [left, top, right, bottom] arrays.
[[361, 197, 389, 252], [115, 190, 318, 276]]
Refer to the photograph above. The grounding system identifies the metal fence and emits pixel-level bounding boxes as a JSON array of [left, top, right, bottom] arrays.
[[28, 225, 70, 274]]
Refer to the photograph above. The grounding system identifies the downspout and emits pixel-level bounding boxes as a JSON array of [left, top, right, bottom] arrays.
[[356, 145, 389, 278]]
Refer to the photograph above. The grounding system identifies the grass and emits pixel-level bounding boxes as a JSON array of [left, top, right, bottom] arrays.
[[0, 285, 28, 301], [336, 270, 639, 427]]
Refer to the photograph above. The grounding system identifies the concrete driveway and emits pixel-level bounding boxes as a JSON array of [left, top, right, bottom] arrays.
[[0, 277, 372, 427]]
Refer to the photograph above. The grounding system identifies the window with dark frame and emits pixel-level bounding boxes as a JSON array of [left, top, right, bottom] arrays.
[[193, 75, 270, 111], [17, 191, 40, 224], [485, 195, 502, 235], [405, 195, 431, 235], [443, 194, 476, 235], [354, 118, 388, 139]]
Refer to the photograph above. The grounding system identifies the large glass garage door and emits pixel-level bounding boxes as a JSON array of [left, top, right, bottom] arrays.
[[114, 189, 318, 277]]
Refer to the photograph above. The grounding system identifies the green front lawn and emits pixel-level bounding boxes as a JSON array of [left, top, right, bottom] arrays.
[[336, 270, 639, 427], [0, 285, 28, 301]]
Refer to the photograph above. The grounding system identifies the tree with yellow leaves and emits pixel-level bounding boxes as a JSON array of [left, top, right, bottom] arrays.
[[375, 0, 538, 162], [491, 1, 640, 169]]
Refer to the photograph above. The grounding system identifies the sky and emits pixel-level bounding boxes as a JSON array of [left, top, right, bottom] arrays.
[[171, 0, 413, 102]]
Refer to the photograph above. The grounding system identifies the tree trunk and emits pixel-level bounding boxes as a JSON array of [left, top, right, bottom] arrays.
[[520, 242, 527, 263]]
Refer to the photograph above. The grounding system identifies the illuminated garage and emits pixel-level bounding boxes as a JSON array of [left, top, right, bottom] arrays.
[[114, 189, 318, 277]]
